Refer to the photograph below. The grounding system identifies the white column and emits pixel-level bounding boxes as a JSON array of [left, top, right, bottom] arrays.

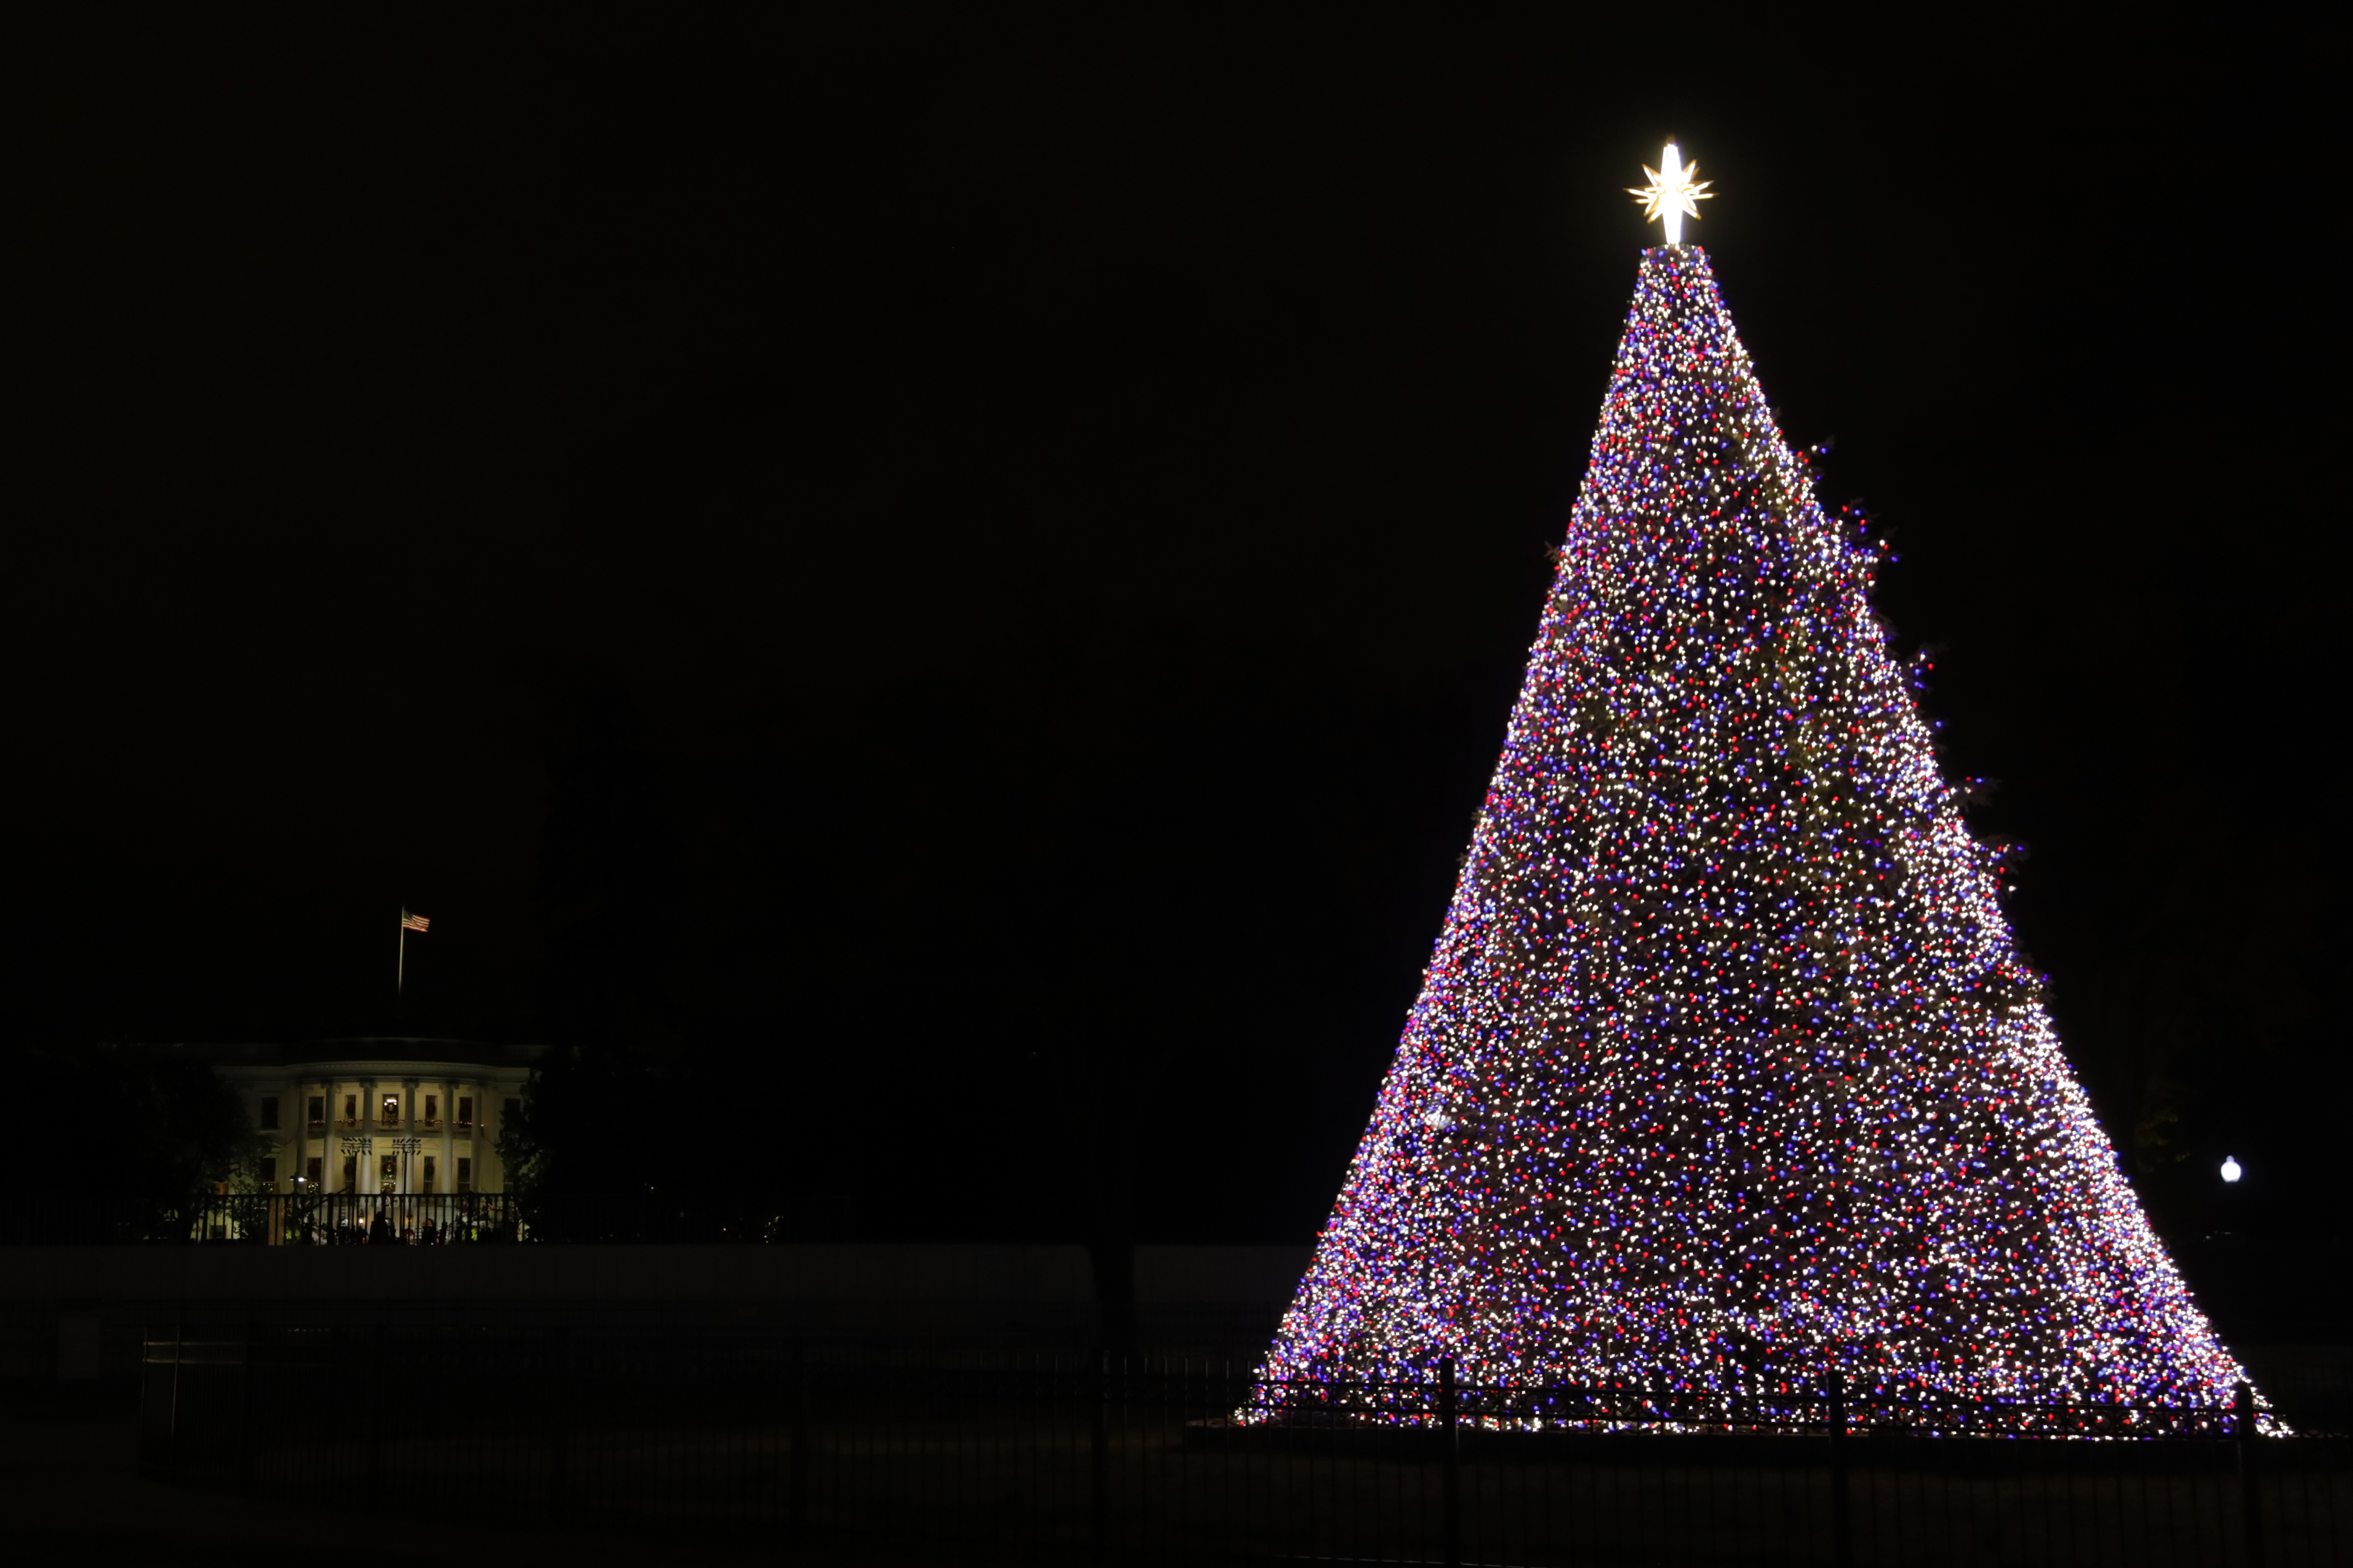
[[401, 1078, 419, 1195], [439, 1078, 455, 1202], [486, 1087, 505, 1190], [312, 1079, 328, 1191], [261, 1081, 280, 1189], [361, 1077, 378, 1193], [266, 1080, 286, 1245]]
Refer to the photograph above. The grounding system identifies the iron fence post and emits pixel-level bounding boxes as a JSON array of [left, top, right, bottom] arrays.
[[550, 1325, 569, 1517], [235, 1319, 254, 1495], [2235, 1380, 2263, 1568], [1439, 1356, 1461, 1568], [1826, 1371, 1852, 1568], [1091, 1348, 1110, 1566], [365, 1323, 385, 1506], [789, 1337, 810, 1546], [136, 1325, 151, 1468], [168, 1317, 183, 1467]]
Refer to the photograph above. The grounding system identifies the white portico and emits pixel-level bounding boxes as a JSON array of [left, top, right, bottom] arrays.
[[198, 1039, 542, 1197]]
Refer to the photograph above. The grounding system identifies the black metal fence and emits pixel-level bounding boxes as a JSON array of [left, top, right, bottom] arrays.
[[0, 1191, 521, 1245], [143, 1321, 2350, 1565], [2, 1190, 874, 1244]]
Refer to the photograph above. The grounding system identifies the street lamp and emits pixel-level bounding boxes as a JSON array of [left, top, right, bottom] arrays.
[[2220, 1155, 2243, 1185]]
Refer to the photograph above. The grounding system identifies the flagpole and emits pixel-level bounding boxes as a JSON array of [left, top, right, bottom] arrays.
[[396, 909, 428, 1005]]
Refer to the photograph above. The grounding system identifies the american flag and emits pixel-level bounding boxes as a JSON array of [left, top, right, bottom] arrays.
[[401, 910, 431, 933]]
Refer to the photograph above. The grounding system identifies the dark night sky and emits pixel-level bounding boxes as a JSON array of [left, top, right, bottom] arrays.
[[1, 8, 2343, 1244]]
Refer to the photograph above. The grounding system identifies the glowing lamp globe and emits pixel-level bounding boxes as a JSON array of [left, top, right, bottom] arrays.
[[2220, 1156, 2244, 1185]]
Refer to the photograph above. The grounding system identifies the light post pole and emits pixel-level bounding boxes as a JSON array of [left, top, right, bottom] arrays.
[[392, 1136, 425, 1242]]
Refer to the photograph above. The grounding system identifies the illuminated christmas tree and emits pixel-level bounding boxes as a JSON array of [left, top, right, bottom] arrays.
[[1253, 147, 2251, 1422]]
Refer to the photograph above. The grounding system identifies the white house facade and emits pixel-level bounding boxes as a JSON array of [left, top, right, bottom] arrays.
[[199, 1039, 543, 1196]]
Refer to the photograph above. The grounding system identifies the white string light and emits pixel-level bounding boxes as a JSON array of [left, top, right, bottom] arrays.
[[1247, 216, 2254, 1431]]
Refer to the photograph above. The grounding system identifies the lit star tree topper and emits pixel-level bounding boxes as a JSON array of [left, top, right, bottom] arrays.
[[1248, 150, 2256, 1429], [1628, 140, 1712, 245]]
